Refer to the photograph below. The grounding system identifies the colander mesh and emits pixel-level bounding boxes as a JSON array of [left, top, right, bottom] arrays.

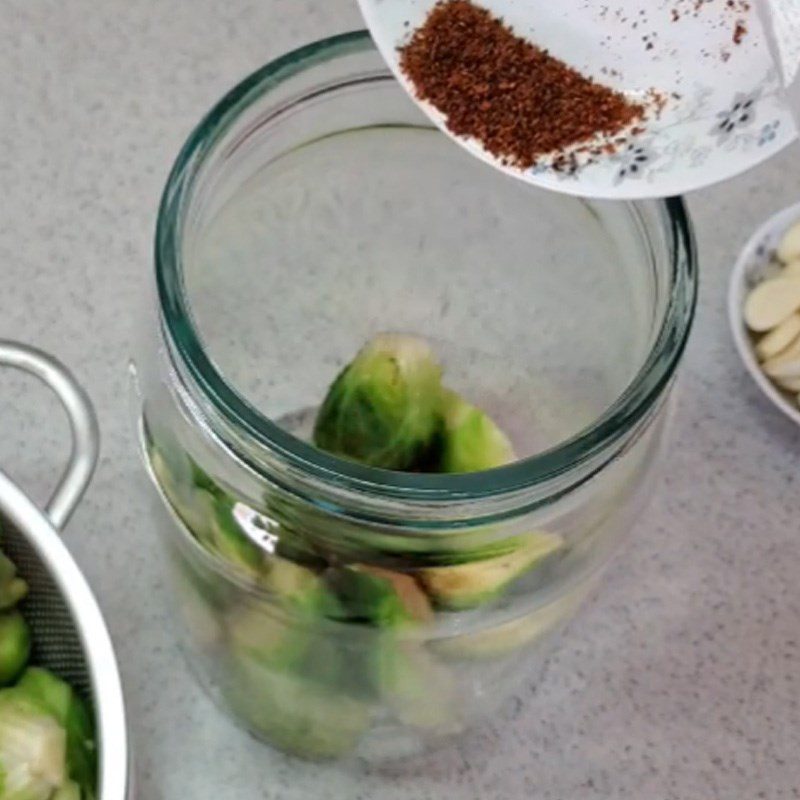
[[1, 514, 92, 700]]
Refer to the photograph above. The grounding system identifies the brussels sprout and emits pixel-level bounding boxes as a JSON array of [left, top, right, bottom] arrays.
[[260, 559, 324, 610], [260, 492, 333, 569], [371, 639, 459, 732], [190, 462, 224, 497], [52, 781, 82, 800], [352, 566, 433, 624], [0, 612, 30, 686], [207, 497, 264, 578], [228, 606, 308, 671], [0, 552, 28, 611], [255, 558, 344, 623], [417, 532, 564, 610], [229, 563, 347, 682], [325, 566, 431, 628], [150, 440, 273, 580], [432, 591, 582, 661], [313, 334, 443, 470], [226, 656, 370, 760], [436, 389, 516, 473], [15, 668, 96, 800], [0, 693, 66, 800], [149, 447, 216, 545]]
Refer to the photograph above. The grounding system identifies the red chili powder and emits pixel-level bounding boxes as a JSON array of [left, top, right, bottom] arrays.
[[399, 0, 645, 169]]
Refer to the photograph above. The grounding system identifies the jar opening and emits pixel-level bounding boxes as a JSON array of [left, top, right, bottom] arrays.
[[155, 31, 697, 502]]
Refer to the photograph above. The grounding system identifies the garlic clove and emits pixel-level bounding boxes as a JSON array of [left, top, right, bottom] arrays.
[[778, 220, 800, 264], [782, 260, 800, 278], [775, 375, 800, 392], [762, 334, 800, 378], [755, 313, 800, 361], [744, 278, 800, 332]]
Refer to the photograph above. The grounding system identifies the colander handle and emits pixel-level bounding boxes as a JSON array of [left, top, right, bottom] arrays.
[[0, 341, 99, 530]]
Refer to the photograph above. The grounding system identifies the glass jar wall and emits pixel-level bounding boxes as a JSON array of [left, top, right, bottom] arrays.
[[134, 32, 697, 761]]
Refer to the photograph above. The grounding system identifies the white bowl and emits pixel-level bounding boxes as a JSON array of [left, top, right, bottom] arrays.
[[359, 0, 797, 199], [728, 201, 800, 426]]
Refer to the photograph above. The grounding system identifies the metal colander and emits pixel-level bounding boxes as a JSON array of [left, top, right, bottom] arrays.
[[0, 341, 129, 800]]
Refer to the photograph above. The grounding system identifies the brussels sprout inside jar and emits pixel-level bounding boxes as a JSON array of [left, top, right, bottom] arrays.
[[134, 32, 697, 761]]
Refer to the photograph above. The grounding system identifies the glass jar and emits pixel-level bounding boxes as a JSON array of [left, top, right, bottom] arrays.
[[134, 31, 697, 761]]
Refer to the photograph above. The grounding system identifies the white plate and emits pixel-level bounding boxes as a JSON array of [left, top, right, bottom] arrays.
[[359, 0, 797, 199], [728, 201, 800, 427]]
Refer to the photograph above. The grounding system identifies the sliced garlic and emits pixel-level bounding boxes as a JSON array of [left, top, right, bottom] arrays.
[[775, 375, 800, 392], [765, 360, 800, 380], [744, 278, 800, 332], [756, 313, 800, 360], [783, 260, 800, 278], [762, 334, 800, 378], [778, 220, 800, 264]]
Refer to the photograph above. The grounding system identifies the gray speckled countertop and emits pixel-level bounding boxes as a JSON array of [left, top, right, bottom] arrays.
[[2, 2, 800, 798]]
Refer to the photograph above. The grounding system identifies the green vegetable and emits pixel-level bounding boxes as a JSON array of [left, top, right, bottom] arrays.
[[260, 560, 327, 612], [150, 440, 266, 579], [0, 693, 66, 800], [175, 488, 219, 552], [190, 462, 223, 497], [433, 592, 581, 660], [436, 389, 516, 473], [349, 566, 432, 623], [150, 448, 216, 545], [15, 669, 96, 800], [0, 557, 93, 795], [208, 497, 264, 577], [229, 562, 348, 680], [417, 533, 564, 610], [0, 554, 28, 611], [326, 567, 422, 627], [228, 606, 308, 671], [313, 334, 443, 470], [52, 781, 81, 800], [260, 493, 330, 569], [371, 639, 458, 731], [0, 613, 30, 686], [226, 657, 370, 760]]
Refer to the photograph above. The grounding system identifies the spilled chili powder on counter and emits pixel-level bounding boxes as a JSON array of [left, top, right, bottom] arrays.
[[399, 0, 646, 170]]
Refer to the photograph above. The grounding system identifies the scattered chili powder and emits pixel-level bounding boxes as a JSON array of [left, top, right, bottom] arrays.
[[398, 0, 646, 170], [671, 0, 751, 49]]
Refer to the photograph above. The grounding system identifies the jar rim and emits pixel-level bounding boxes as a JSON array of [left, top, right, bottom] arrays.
[[155, 30, 698, 502]]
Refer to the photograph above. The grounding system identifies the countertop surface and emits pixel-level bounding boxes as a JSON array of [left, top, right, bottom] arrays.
[[2, 2, 800, 798]]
